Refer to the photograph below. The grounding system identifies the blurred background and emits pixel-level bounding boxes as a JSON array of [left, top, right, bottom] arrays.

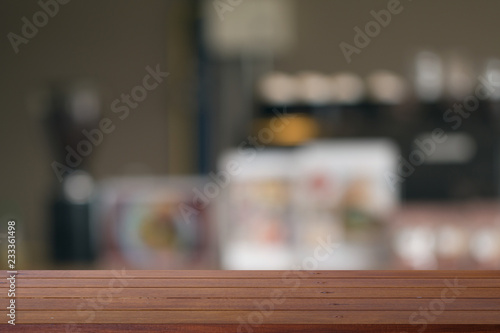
[[1, 0, 500, 270]]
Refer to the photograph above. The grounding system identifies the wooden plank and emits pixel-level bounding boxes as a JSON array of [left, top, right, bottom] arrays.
[[7, 278, 500, 288], [5, 324, 500, 333], [3, 310, 500, 324], [11, 270, 500, 279], [7, 297, 500, 311], [1, 287, 496, 298]]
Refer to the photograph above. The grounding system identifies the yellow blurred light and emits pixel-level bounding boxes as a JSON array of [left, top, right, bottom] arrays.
[[253, 114, 318, 146]]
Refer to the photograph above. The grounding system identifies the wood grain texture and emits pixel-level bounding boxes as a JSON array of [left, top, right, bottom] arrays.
[[3, 287, 499, 298], [0, 270, 498, 332], [6, 324, 500, 333], [13, 270, 500, 278], [6, 278, 500, 288]]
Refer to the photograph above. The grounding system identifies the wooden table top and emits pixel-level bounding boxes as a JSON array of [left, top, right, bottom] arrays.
[[1, 270, 499, 332]]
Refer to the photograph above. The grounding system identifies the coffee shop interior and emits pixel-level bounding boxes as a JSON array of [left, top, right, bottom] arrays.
[[1, 0, 500, 270]]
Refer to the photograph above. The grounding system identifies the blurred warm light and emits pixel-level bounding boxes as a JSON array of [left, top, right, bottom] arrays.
[[253, 114, 319, 146]]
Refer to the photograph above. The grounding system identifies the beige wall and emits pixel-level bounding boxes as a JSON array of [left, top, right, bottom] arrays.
[[0, 0, 184, 266], [278, 0, 500, 75]]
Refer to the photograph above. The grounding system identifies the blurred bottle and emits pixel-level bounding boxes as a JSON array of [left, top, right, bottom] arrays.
[[44, 81, 101, 264]]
